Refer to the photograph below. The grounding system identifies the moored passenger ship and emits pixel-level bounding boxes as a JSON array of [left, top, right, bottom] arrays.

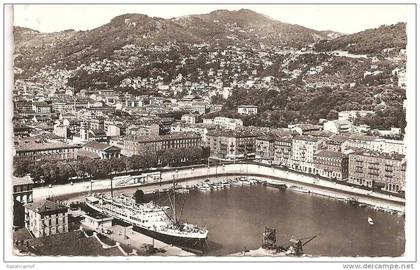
[[85, 193, 208, 253]]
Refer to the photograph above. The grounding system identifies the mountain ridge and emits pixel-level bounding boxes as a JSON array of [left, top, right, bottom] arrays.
[[13, 9, 406, 78], [315, 22, 406, 54], [14, 9, 336, 46]]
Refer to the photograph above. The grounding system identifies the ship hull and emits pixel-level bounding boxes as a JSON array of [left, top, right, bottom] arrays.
[[264, 182, 288, 189], [132, 225, 207, 254], [85, 201, 207, 254]]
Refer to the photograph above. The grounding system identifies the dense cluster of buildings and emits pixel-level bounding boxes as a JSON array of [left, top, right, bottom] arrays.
[[12, 98, 407, 194], [206, 126, 405, 193], [12, 41, 407, 198]]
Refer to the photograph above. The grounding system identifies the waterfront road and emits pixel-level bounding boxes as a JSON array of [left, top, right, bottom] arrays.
[[33, 163, 405, 212]]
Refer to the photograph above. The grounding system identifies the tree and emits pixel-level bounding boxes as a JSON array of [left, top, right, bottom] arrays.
[[95, 159, 112, 177], [13, 167, 26, 177], [134, 189, 146, 204], [57, 162, 75, 183], [128, 155, 147, 171], [110, 157, 126, 172], [159, 149, 174, 166], [326, 110, 338, 120], [42, 163, 59, 184], [83, 159, 97, 177], [211, 93, 225, 104], [144, 151, 158, 168], [72, 162, 87, 178], [13, 161, 29, 177], [182, 147, 203, 162], [30, 162, 45, 181]]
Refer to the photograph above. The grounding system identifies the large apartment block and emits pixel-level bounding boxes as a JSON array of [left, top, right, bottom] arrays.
[[348, 150, 405, 193], [256, 134, 294, 166], [255, 135, 276, 161], [290, 136, 325, 174], [273, 136, 293, 167], [207, 129, 259, 160], [313, 150, 349, 181], [344, 135, 405, 155], [122, 132, 202, 156], [13, 142, 81, 162]]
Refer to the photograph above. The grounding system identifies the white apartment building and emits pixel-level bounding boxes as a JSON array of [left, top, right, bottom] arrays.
[[238, 105, 258, 115], [290, 136, 325, 174]]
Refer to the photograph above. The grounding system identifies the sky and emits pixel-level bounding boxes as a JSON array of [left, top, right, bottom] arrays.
[[13, 4, 409, 34]]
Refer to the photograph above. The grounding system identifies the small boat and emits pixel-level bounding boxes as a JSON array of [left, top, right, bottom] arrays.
[[221, 179, 230, 185], [346, 197, 359, 205], [198, 183, 212, 192], [248, 179, 258, 185], [198, 186, 211, 192], [368, 217, 374, 225], [289, 185, 310, 193], [212, 184, 223, 190], [231, 180, 243, 187], [238, 177, 251, 185], [175, 188, 189, 194], [265, 180, 288, 189], [222, 181, 231, 188]]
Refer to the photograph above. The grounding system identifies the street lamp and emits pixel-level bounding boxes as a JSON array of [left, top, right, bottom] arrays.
[[90, 180, 94, 194], [48, 184, 52, 200]]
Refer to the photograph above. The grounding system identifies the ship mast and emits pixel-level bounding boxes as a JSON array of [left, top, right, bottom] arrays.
[[173, 170, 177, 224], [167, 169, 185, 226], [110, 176, 113, 199]]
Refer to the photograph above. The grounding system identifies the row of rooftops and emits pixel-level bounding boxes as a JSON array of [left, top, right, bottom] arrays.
[[83, 141, 121, 151], [124, 132, 202, 143], [313, 148, 405, 161], [292, 135, 325, 143], [207, 129, 261, 138], [14, 98, 93, 107], [291, 123, 322, 131], [314, 150, 348, 159], [257, 134, 294, 142], [24, 199, 68, 214], [348, 148, 405, 161], [255, 132, 404, 145], [14, 141, 82, 152], [174, 122, 219, 129]]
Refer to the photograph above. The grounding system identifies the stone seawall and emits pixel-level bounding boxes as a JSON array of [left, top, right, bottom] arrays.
[[33, 163, 405, 211]]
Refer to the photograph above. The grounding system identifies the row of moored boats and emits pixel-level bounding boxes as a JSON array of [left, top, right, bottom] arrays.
[[194, 177, 261, 192]]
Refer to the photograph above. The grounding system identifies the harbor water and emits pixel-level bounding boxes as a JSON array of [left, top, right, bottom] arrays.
[[58, 182, 405, 257], [160, 185, 405, 257]]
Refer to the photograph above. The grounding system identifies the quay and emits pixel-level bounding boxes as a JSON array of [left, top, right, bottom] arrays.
[[33, 163, 405, 212], [80, 222, 194, 256]]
